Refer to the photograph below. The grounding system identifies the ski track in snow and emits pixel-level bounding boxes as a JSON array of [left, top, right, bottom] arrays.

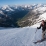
[[0, 24, 46, 46]]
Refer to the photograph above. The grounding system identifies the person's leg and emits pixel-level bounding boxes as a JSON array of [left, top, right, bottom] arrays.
[[42, 31, 46, 39]]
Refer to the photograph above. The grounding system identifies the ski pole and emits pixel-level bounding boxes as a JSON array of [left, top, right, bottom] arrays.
[[35, 28, 37, 33]]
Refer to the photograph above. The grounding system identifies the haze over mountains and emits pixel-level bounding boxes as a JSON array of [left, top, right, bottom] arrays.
[[0, 4, 46, 27]]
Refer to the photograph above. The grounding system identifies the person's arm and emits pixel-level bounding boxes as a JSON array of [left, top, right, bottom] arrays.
[[37, 24, 42, 29]]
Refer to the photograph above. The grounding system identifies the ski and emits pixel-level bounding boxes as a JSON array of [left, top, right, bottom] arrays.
[[33, 38, 46, 44]]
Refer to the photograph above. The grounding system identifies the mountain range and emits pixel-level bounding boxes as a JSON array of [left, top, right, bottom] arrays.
[[0, 4, 46, 27]]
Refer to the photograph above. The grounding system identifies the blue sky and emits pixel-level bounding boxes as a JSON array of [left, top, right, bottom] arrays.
[[0, 0, 46, 5]]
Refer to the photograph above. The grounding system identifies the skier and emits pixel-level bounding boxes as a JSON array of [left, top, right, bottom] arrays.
[[33, 20, 46, 44], [37, 20, 46, 39]]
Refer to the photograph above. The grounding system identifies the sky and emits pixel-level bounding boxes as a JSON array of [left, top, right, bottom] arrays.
[[0, 0, 46, 5]]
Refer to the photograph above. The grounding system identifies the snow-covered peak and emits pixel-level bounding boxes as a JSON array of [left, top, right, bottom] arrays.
[[2, 5, 14, 11], [33, 5, 46, 14], [0, 10, 4, 15], [2, 5, 9, 10], [37, 4, 43, 7]]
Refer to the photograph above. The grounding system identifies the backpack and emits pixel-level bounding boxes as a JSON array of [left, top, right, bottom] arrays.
[[44, 20, 46, 22], [44, 20, 46, 27]]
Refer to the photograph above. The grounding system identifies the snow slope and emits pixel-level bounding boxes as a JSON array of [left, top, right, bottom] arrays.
[[34, 12, 46, 24], [0, 24, 45, 46], [0, 13, 46, 46]]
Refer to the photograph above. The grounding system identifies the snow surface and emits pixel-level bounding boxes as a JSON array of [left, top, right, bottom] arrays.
[[0, 23, 46, 46], [34, 12, 46, 24], [40, 13, 46, 19]]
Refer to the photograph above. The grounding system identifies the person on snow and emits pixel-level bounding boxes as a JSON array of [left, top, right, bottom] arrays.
[[37, 20, 46, 39]]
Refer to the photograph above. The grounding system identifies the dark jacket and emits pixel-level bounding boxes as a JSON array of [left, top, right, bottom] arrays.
[[37, 22, 46, 32]]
